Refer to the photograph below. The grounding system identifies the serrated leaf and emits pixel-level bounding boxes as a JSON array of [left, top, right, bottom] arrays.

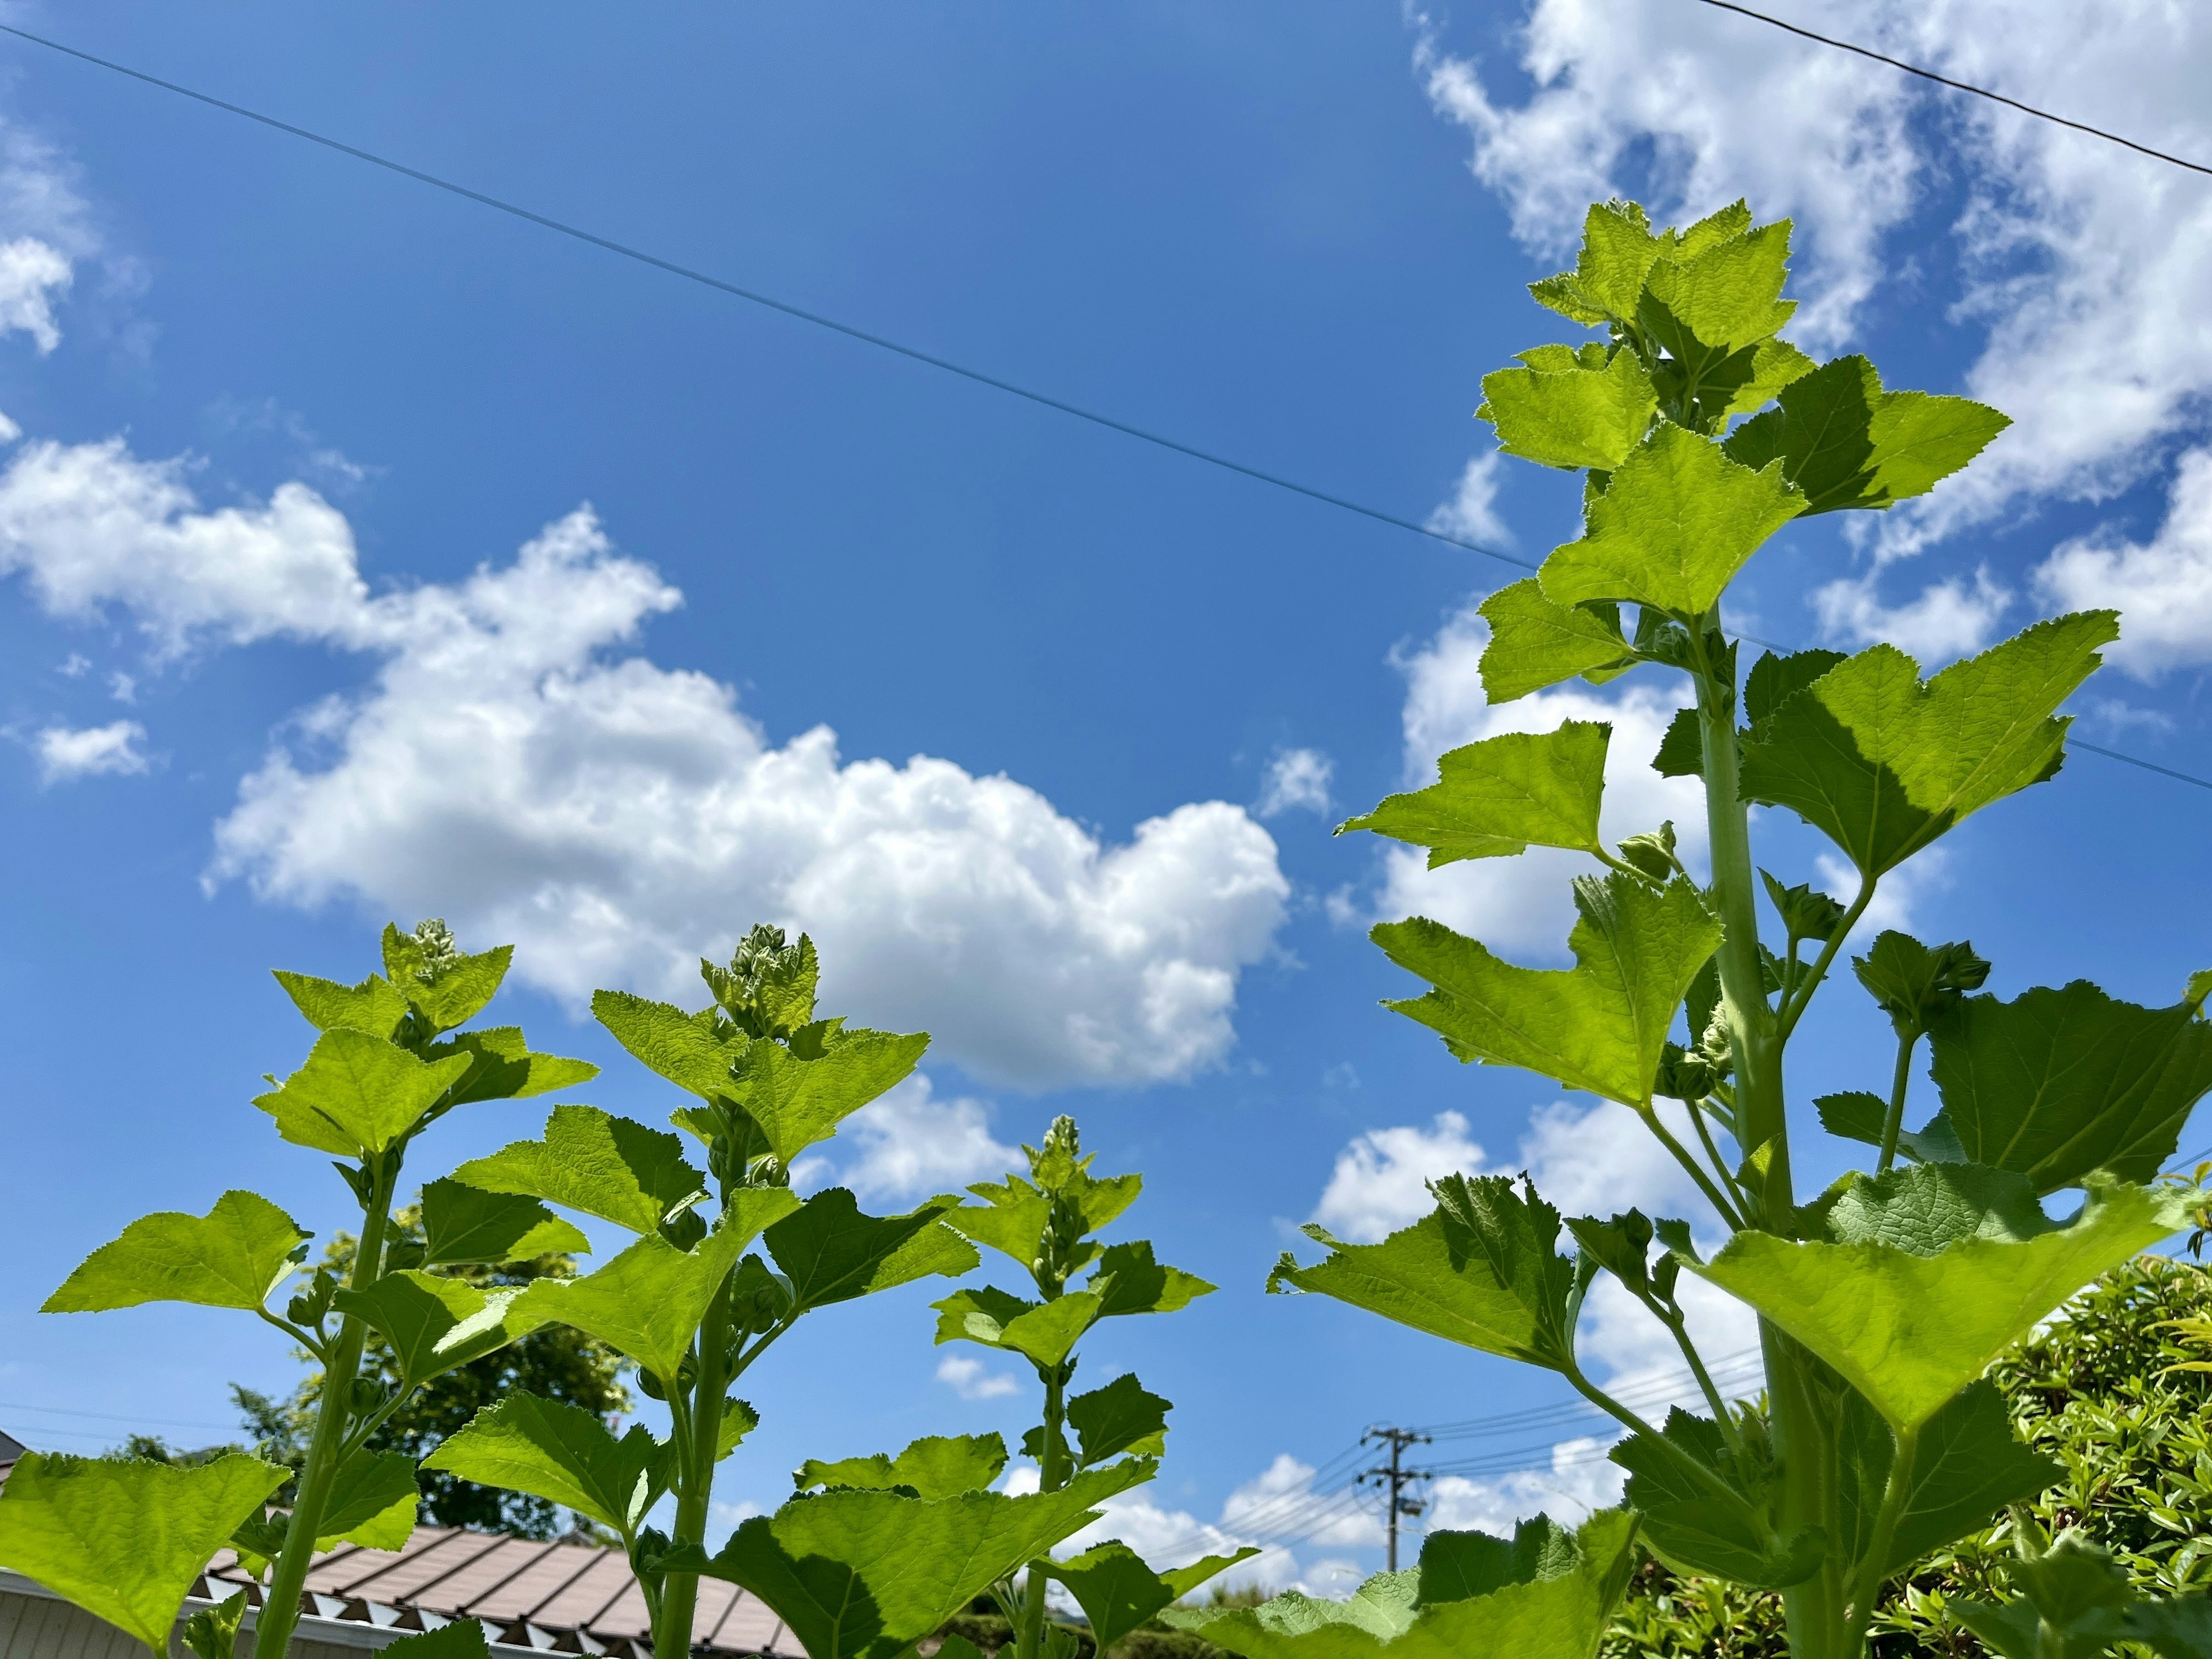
[[1639, 219, 1795, 356], [1611, 1412, 1822, 1589], [1832, 1381, 2058, 1580], [938, 1188, 1054, 1268], [1480, 348, 1657, 472], [1373, 873, 1719, 1107], [1955, 1532, 2139, 1659], [1161, 1509, 1639, 1659], [509, 1222, 755, 1381], [450, 1105, 710, 1234], [1927, 980, 2212, 1193], [1418, 1514, 1583, 1600], [1738, 613, 2118, 878], [1093, 1240, 1215, 1318], [272, 969, 410, 1038], [1805, 1162, 2055, 1256], [1051, 1542, 1262, 1650], [591, 990, 747, 1099], [43, 1191, 308, 1315], [796, 1434, 1009, 1500], [332, 1271, 548, 1388], [418, 1179, 590, 1268], [0, 1450, 289, 1650], [180, 1588, 249, 1659], [1338, 722, 1610, 868], [933, 1284, 1039, 1346], [423, 1027, 598, 1108], [1267, 1175, 1576, 1370], [1652, 707, 1704, 778], [422, 1393, 664, 1536], [1722, 354, 2010, 515], [1475, 580, 1636, 704], [316, 1448, 418, 1552], [1539, 424, 1804, 617], [1067, 1374, 1172, 1466], [381, 930, 513, 1031], [252, 1029, 475, 1157], [694, 1461, 1155, 1659], [1745, 648, 1848, 729], [380, 1623, 491, 1659], [726, 1030, 931, 1165], [1814, 1092, 1964, 1165], [937, 1289, 1103, 1368], [716, 1398, 759, 1461], [1529, 200, 1666, 326], [1691, 1176, 2191, 1429], [767, 1189, 978, 1313]]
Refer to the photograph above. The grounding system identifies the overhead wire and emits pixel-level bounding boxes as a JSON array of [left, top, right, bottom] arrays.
[[1688, 0, 2212, 180], [0, 25, 2202, 796]]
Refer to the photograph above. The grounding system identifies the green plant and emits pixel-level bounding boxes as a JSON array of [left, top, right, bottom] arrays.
[[0, 921, 591, 1659], [1283, 198, 2212, 1659], [414, 924, 981, 1659]]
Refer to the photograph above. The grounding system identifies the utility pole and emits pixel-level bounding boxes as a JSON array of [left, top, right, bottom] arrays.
[[1358, 1426, 1431, 1571]]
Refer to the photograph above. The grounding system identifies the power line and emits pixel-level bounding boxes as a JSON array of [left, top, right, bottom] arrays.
[[0, 25, 2202, 798], [1690, 0, 2212, 180], [0, 1398, 245, 1433]]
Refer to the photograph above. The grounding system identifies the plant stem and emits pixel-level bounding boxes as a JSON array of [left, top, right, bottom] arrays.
[[1777, 884, 1876, 1042], [656, 1272, 736, 1659], [1637, 1103, 1745, 1231], [1876, 1030, 1918, 1176], [1658, 1310, 1744, 1460], [1843, 1424, 1919, 1658], [1561, 1364, 1743, 1508], [1016, 1368, 1069, 1659], [255, 1157, 396, 1659], [1686, 1100, 1751, 1214]]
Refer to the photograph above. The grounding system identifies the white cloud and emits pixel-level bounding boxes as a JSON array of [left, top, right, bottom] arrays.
[[35, 718, 148, 783], [1811, 567, 2010, 661], [2035, 448, 2212, 679], [1256, 747, 1334, 819], [1426, 1439, 1627, 1536], [935, 1354, 1021, 1402], [813, 1074, 1017, 1202], [1313, 1111, 1488, 1243], [1815, 846, 1952, 941], [0, 236, 71, 354], [0, 429, 1291, 1089], [108, 671, 135, 704], [1221, 1455, 1385, 1554], [1426, 452, 1514, 549], [1369, 600, 1700, 957]]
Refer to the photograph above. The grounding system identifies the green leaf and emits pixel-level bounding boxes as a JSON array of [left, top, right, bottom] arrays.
[[1722, 354, 2010, 515], [694, 1460, 1155, 1659], [382, 929, 513, 1030], [1926, 979, 2212, 1193], [272, 970, 409, 1038], [1527, 199, 1675, 326], [331, 1271, 548, 1388], [378, 1623, 491, 1659], [1954, 1532, 2138, 1659], [726, 1029, 932, 1165], [715, 1398, 759, 1461], [316, 1448, 418, 1552], [1745, 648, 1847, 729], [1638, 218, 1794, 356], [1051, 1543, 1262, 1650], [1479, 347, 1657, 472], [1066, 1374, 1172, 1467], [1832, 1381, 2058, 1580], [1475, 579, 1637, 704], [1161, 1509, 1639, 1659], [450, 1104, 710, 1234], [0, 1450, 289, 1650], [421, 1393, 664, 1536], [252, 1029, 476, 1157], [1805, 1162, 2055, 1255], [1338, 722, 1611, 868], [1373, 873, 1721, 1107], [1691, 1176, 2192, 1429], [1651, 708, 1704, 778], [590, 990, 747, 1099], [1538, 425, 1804, 617], [934, 1288, 1104, 1368], [418, 1179, 590, 1268], [1611, 1411, 1823, 1588], [1739, 613, 2119, 878], [181, 1589, 250, 1659], [1417, 1514, 1581, 1600], [509, 1224, 748, 1381], [938, 1189, 1054, 1268], [43, 1191, 308, 1315], [1092, 1240, 1215, 1318], [767, 1188, 978, 1313], [1851, 931, 1993, 1045], [1815, 1092, 1963, 1165], [1267, 1175, 1577, 1370], [796, 1434, 1009, 1500], [422, 1027, 599, 1107]]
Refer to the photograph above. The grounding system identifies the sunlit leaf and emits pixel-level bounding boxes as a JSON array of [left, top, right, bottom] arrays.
[[509, 1225, 749, 1382], [418, 1179, 590, 1268], [1338, 722, 1610, 868], [1475, 580, 1637, 704], [331, 1270, 548, 1389], [1479, 346, 1657, 472], [1092, 1241, 1215, 1318], [422, 1393, 664, 1536], [43, 1191, 308, 1315], [767, 1189, 977, 1313], [450, 1104, 710, 1234], [591, 990, 746, 1099], [271, 970, 408, 1038], [252, 1029, 475, 1157], [422, 1027, 598, 1108], [316, 1448, 418, 1552], [1051, 1542, 1261, 1650], [726, 1030, 931, 1165], [796, 1434, 1009, 1500], [1066, 1374, 1172, 1467]]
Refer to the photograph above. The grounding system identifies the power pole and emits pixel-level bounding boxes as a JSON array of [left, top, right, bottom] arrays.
[[1358, 1426, 1432, 1571]]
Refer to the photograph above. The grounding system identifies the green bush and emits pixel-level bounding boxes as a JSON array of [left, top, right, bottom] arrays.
[[1603, 1252, 2212, 1657]]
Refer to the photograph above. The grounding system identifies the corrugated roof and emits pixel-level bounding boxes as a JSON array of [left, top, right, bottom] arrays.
[[198, 1527, 800, 1659]]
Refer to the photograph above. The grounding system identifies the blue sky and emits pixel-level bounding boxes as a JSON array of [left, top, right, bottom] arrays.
[[2, 0, 2208, 1593]]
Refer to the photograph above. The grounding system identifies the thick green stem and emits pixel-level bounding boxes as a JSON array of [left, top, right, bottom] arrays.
[[1875, 1031, 1918, 1176], [1016, 1369, 1070, 1659], [1843, 1424, 1919, 1657], [655, 1274, 736, 1659], [255, 1158, 397, 1659]]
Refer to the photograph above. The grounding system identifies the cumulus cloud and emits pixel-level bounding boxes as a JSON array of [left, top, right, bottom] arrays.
[[935, 1354, 1021, 1402], [1312, 1110, 1488, 1243], [806, 1074, 1017, 1202], [1426, 452, 1514, 549], [0, 431, 1291, 1089], [35, 718, 147, 783], [1811, 566, 2012, 661], [1256, 747, 1334, 819], [1363, 600, 1700, 957], [2035, 447, 2212, 679], [1815, 846, 1952, 941]]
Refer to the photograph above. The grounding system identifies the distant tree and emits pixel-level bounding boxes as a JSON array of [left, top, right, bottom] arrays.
[[108, 1433, 247, 1467], [238, 1205, 632, 1540]]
